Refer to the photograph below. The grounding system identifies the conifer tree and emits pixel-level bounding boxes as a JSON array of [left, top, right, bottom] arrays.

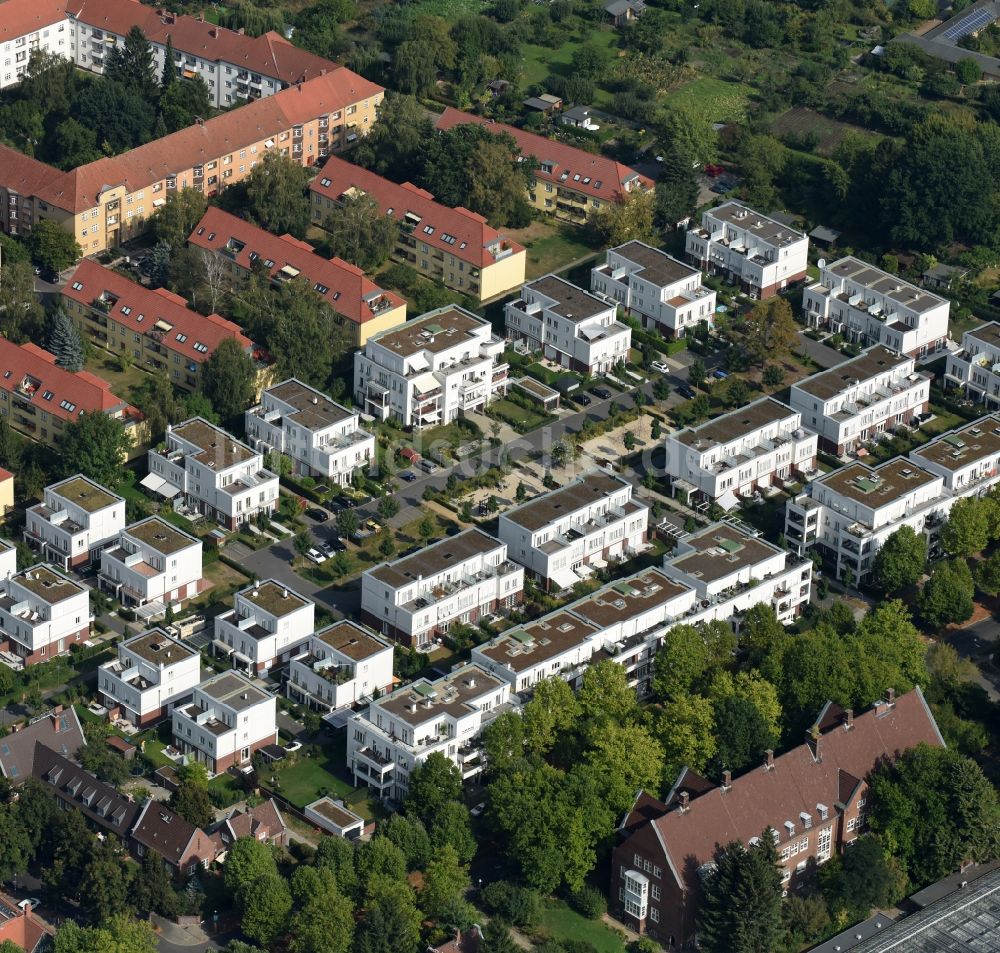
[[46, 310, 85, 371]]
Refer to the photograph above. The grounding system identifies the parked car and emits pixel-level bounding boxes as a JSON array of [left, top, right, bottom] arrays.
[[710, 182, 734, 194], [713, 369, 729, 380], [306, 507, 330, 522], [400, 470, 417, 482], [593, 387, 613, 400], [577, 393, 592, 406], [365, 518, 382, 533], [305, 548, 327, 565], [328, 497, 348, 513], [704, 164, 725, 177], [418, 458, 440, 474], [285, 741, 303, 753], [677, 385, 697, 400], [650, 360, 670, 373], [18, 900, 41, 912], [471, 802, 486, 817], [321, 538, 345, 556]]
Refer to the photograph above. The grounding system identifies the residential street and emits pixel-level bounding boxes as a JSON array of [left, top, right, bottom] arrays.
[[947, 616, 1000, 702]]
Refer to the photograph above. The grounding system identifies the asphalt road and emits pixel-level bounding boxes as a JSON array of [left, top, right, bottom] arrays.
[[946, 616, 1000, 702]]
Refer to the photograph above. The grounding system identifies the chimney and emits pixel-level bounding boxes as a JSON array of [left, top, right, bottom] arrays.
[[198, 9, 205, 20], [678, 791, 690, 813], [764, 749, 775, 771], [844, 708, 854, 730], [886, 687, 895, 706], [53, 704, 64, 715], [721, 770, 732, 791]]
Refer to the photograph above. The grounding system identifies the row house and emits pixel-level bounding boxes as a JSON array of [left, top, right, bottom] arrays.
[[24, 475, 125, 570], [660, 522, 811, 626], [0, 564, 92, 665], [0, 337, 144, 452], [145, 418, 279, 529], [309, 156, 527, 303], [787, 420, 1000, 582], [346, 662, 510, 804], [62, 259, 271, 395], [591, 241, 717, 339], [1, 0, 337, 101], [213, 579, 314, 675], [98, 516, 203, 610], [245, 378, 374, 484], [355, 306, 509, 429], [609, 688, 944, 948], [0, 707, 85, 784], [504, 275, 632, 377], [32, 744, 218, 876], [189, 207, 406, 346], [802, 257, 949, 359], [664, 397, 818, 505], [434, 108, 653, 224], [98, 628, 202, 726], [684, 203, 809, 299], [171, 670, 277, 773], [0, 68, 383, 254], [0, 541, 18, 585], [497, 472, 649, 590], [360, 529, 524, 650], [945, 322, 1000, 406], [788, 345, 932, 456], [286, 620, 394, 713]]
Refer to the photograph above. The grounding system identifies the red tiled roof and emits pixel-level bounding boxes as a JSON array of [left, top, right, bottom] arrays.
[[0, 891, 53, 953], [0, 467, 12, 481], [64, 259, 255, 364], [0, 337, 140, 425], [66, 0, 337, 86], [434, 107, 654, 203], [14, 69, 381, 214], [0, 0, 66, 42], [0, 145, 63, 197], [189, 206, 405, 327], [311, 156, 525, 269], [633, 688, 944, 888]]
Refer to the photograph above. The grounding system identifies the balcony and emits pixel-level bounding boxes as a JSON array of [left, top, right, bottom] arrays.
[[356, 746, 394, 775]]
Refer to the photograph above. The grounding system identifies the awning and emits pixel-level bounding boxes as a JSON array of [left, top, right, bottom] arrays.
[[212, 639, 234, 655], [549, 565, 580, 591], [718, 489, 740, 512], [139, 473, 165, 493], [158, 482, 181, 499], [233, 651, 253, 666]]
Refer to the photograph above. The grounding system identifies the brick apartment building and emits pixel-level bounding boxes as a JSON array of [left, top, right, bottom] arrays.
[[609, 688, 943, 948]]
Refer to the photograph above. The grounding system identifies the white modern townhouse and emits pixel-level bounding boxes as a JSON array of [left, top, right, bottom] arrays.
[[591, 241, 716, 339], [346, 662, 511, 804], [24, 476, 125, 570], [802, 257, 950, 359], [0, 540, 17, 582], [171, 670, 277, 774], [664, 397, 818, 506], [145, 418, 279, 529], [497, 472, 649, 590], [788, 346, 932, 456], [98, 628, 201, 727], [354, 306, 508, 428], [945, 322, 1000, 407], [660, 522, 812, 625], [245, 378, 375, 484], [360, 529, 524, 650], [909, 416, 1000, 496], [784, 458, 946, 582], [0, 565, 92, 665], [99, 517, 203, 611], [504, 275, 631, 376], [287, 621, 394, 713], [213, 580, 315, 675], [685, 202, 809, 299]]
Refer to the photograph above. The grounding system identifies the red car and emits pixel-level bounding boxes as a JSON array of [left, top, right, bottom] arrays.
[[704, 164, 725, 178]]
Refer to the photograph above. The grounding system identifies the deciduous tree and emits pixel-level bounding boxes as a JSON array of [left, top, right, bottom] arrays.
[[59, 413, 131, 489], [744, 297, 799, 367], [918, 558, 975, 630], [153, 188, 209, 249], [872, 525, 927, 593], [201, 338, 256, 421], [941, 496, 995, 557], [244, 152, 312, 238], [322, 193, 398, 271], [27, 220, 81, 275]]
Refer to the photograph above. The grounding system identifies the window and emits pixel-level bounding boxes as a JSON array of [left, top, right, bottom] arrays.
[[650, 908, 659, 924]]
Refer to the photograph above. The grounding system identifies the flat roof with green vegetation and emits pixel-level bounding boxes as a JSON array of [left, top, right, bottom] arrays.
[[51, 476, 122, 513]]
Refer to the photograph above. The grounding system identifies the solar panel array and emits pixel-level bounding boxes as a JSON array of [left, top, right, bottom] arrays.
[[941, 6, 997, 42]]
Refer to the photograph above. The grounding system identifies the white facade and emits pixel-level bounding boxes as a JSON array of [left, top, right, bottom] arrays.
[[497, 472, 649, 589], [361, 529, 524, 650], [665, 397, 818, 503], [660, 523, 812, 625], [172, 670, 277, 773], [685, 203, 809, 299], [504, 275, 631, 376], [99, 517, 203, 608], [945, 322, 1000, 408], [287, 621, 394, 712], [789, 346, 932, 456], [146, 418, 279, 529], [910, 416, 1000, 495], [802, 257, 950, 359], [347, 662, 510, 803], [591, 241, 716, 339], [355, 306, 509, 428], [213, 580, 315, 674], [0, 564, 92, 663], [245, 378, 374, 484], [98, 628, 201, 726], [0, 541, 17, 582], [24, 476, 126, 570], [0, 16, 71, 90]]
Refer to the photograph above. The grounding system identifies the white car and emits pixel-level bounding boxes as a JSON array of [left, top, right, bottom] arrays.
[[18, 899, 41, 912], [650, 361, 670, 373], [306, 547, 327, 565]]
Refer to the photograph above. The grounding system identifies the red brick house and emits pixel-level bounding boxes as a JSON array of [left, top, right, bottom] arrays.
[[0, 893, 52, 952], [609, 688, 944, 949], [219, 798, 288, 848]]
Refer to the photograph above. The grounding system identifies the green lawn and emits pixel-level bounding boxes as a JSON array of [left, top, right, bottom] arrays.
[[666, 75, 753, 123], [488, 399, 551, 432], [536, 900, 626, 953], [520, 29, 621, 107], [265, 742, 356, 808]]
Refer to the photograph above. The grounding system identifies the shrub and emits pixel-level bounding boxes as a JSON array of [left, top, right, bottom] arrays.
[[480, 881, 542, 928], [568, 884, 607, 920]]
